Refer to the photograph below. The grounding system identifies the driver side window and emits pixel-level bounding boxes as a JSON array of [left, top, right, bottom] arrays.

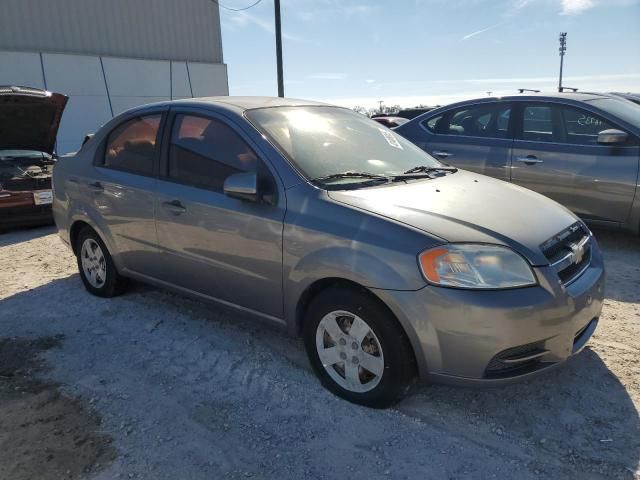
[[561, 107, 617, 146], [168, 114, 258, 192]]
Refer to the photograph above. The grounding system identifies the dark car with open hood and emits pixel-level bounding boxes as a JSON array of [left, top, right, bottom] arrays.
[[0, 86, 68, 230]]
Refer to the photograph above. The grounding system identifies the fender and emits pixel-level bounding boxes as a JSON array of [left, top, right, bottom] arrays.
[[283, 245, 426, 332]]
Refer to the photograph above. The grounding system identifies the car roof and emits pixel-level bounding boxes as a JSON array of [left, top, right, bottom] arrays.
[[408, 92, 622, 120], [481, 92, 613, 102], [129, 96, 330, 116]]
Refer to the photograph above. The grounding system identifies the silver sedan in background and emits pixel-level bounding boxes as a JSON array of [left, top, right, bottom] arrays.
[[53, 97, 604, 407], [395, 92, 640, 234]]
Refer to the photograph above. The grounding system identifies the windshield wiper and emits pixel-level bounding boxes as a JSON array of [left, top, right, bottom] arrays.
[[311, 171, 390, 184], [402, 165, 458, 175]]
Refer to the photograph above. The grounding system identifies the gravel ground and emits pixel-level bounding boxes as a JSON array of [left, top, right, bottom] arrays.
[[0, 226, 639, 480]]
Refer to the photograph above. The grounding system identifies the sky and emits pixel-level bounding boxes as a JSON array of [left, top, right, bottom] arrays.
[[219, 0, 640, 109]]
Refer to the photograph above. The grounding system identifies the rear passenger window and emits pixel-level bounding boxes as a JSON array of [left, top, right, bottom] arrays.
[[104, 115, 161, 175], [561, 107, 616, 145], [168, 114, 258, 191], [442, 104, 511, 138], [522, 106, 554, 142]]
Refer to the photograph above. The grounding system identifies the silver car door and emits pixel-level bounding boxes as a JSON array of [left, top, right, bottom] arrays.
[[511, 102, 639, 224], [154, 110, 285, 321]]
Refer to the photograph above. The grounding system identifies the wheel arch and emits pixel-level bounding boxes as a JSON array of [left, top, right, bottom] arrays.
[[294, 277, 423, 375], [68, 219, 122, 274], [69, 220, 93, 255]]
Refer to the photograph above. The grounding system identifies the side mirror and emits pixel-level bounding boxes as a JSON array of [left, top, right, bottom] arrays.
[[82, 133, 94, 146], [597, 129, 628, 145], [223, 172, 258, 202]]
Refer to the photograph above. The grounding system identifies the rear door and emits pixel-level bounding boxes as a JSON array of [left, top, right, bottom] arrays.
[[413, 102, 513, 181], [154, 109, 285, 320], [510, 101, 640, 224], [87, 112, 164, 275]]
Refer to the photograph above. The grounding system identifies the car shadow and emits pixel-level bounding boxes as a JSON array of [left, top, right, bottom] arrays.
[[0, 224, 56, 248], [591, 228, 640, 304]]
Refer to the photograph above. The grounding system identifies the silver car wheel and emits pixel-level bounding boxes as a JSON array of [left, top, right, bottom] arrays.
[[315, 310, 385, 393], [80, 238, 107, 289]]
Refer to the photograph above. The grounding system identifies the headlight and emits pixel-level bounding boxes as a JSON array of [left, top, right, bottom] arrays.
[[418, 244, 536, 289]]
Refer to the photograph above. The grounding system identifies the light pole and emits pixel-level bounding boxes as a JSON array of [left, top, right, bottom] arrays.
[[558, 32, 567, 92], [274, 0, 284, 97]]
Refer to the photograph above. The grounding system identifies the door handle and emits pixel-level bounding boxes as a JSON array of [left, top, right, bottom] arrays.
[[516, 156, 544, 165], [87, 181, 104, 192], [432, 150, 453, 158], [162, 200, 187, 215]]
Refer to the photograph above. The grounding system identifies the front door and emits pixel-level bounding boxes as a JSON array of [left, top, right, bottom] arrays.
[[510, 102, 639, 224], [154, 111, 285, 320], [419, 102, 513, 181]]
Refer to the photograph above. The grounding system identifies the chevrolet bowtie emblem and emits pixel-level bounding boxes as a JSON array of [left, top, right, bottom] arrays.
[[569, 241, 585, 265]]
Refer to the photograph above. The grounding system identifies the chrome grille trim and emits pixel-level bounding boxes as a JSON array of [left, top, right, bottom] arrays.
[[550, 234, 590, 274], [541, 222, 592, 286]]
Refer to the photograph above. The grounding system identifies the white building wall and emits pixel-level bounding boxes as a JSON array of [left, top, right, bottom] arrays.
[[0, 51, 229, 153]]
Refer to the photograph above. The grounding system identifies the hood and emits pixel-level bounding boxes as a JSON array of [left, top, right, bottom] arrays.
[[0, 86, 68, 155], [327, 170, 579, 266]]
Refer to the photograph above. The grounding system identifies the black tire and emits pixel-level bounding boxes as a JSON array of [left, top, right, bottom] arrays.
[[303, 285, 416, 408], [75, 227, 127, 297]]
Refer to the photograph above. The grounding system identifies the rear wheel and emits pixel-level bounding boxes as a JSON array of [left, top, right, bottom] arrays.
[[303, 286, 415, 408], [76, 227, 127, 297]]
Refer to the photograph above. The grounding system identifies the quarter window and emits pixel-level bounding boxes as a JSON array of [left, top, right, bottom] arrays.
[[168, 114, 258, 191], [104, 115, 161, 175], [422, 114, 443, 133]]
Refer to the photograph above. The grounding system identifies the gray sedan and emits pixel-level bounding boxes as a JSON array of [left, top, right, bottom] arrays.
[[53, 97, 604, 407], [395, 92, 640, 234]]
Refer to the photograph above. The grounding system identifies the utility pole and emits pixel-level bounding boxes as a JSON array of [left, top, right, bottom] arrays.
[[274, 0, 284, 97], [377, 100, 384, 113], [558, 32, 567, 92]]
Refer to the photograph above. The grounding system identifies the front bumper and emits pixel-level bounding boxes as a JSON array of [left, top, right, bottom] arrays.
[[0, 203, 53, 228], [374, 241, 605, 384]]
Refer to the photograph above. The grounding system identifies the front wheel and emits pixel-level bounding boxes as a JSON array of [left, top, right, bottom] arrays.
[[76, 227, 127, 297], [303, 286, 416, 408]]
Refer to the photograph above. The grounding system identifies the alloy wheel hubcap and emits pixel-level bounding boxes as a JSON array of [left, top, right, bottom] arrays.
[[315, 310, 384, 393], [80, 238, 107, 289]]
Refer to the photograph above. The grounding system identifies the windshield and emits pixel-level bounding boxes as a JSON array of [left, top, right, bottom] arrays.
[[0, 150, 52, 161], [586, 97, 640, 129], [245, 106, 442, 184]]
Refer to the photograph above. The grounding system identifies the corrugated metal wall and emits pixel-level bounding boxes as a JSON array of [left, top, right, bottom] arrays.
[[0, 0, 222, 63]]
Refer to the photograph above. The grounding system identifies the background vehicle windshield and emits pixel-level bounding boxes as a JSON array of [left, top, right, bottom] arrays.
[[586, 98, 640, 129], [246, 106, 442, 181], [0, 150, 52, 163]]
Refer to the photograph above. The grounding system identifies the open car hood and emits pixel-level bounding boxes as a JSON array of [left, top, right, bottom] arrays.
[[0, 86, 68, 155]]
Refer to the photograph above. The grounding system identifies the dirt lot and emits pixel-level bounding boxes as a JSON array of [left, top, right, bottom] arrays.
[[0, 226, 639, 479]]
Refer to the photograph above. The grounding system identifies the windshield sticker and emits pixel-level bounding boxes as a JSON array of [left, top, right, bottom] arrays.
[[378, 128, 403, 150]]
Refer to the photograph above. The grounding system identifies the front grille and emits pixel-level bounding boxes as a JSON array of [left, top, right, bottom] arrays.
[[485, 341, 549, 379], [541, 222, 592, 285]]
